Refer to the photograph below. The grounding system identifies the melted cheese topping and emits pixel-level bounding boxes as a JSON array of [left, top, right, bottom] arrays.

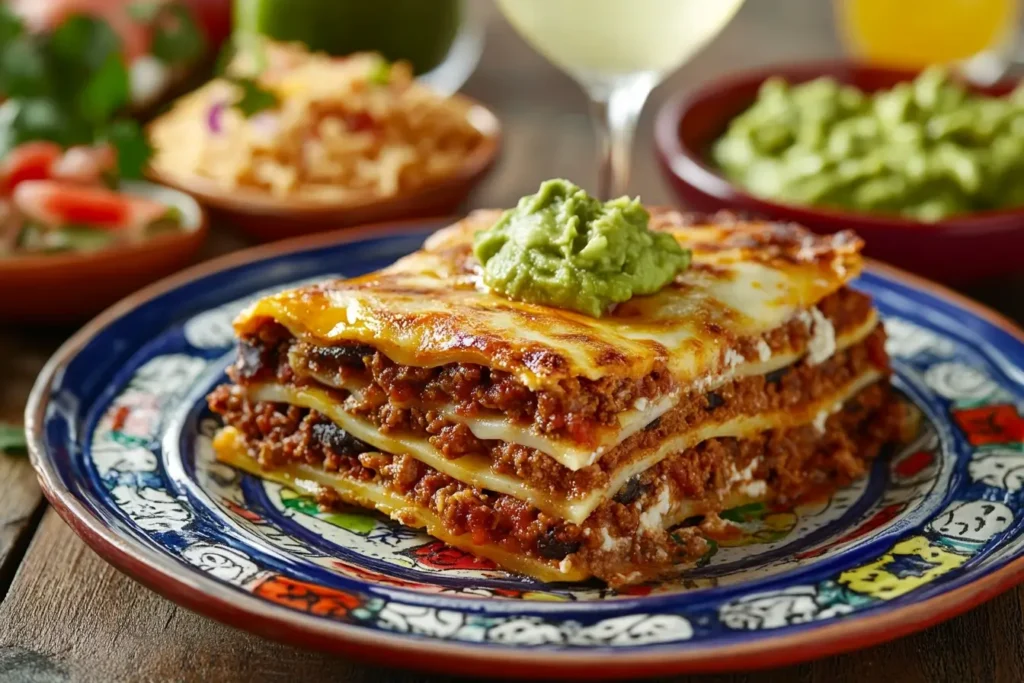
[[246, 369, 883, 525], [235, 210, 863, 391]]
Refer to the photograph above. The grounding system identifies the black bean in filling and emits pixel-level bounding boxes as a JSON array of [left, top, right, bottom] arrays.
[[536, 528, 582, 560], [613, 476, 645, 505], [310, 421, 373, 455], [307, 343, 376, 370]]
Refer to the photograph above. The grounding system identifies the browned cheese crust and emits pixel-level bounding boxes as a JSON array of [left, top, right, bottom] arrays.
[[232, 287, 871, 444]]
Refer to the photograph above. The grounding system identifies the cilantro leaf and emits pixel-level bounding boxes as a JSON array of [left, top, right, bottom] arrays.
[[0, 11, 152, 178], [231, 77, 278, 118], [0, 35, 49, 98], [78, 52, 130, 124], [0, 4, 24, 45], [0, 98, 91, 155], [0, 423, 27, 457], [8, 98, 66, 140], [0, 100, 52, 155], [367, 59, 392, 86], [151, 4, 206, 66], [49, 15, 122, 76], [215, 38, 277, 117], [48, 15, 125, 118], [102, 119, 152, 179]]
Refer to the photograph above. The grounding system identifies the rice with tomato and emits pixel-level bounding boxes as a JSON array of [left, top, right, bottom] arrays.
[[148, 42, 485, 200]]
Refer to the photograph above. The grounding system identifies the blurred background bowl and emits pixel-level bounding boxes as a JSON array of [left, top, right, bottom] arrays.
[[654, 61, 1024, 282], [0, 181, 207, 323], [147, 97, 500, 243]]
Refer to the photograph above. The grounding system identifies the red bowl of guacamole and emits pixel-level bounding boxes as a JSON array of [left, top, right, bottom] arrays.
[[654, 61, 1024, 282]]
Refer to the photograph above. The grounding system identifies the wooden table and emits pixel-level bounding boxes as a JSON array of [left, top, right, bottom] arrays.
[[2, 3, 1023, 681]]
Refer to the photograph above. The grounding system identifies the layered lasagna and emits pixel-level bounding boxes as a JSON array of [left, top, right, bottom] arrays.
[[208, 209, 905, 586]]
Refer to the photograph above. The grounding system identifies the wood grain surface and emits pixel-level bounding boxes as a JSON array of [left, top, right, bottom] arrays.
[[0, 328, 57, 600], [0, 509, 1021, 683], [1, 2, 1023, 682]]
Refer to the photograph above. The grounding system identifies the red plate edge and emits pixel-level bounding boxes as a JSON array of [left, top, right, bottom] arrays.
[[23, 219, 1024, 679]]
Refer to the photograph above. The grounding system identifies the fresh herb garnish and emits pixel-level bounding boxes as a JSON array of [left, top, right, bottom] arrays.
[[79, 52, 131, 124], [101, 119, 152, 180], [0, 7, 142, 174], [0, 32, 48, 97], [49, 14, 123, 77], [0, 7, 22, 44], [0, 99, 76, 153], [212, 35, 277, 118], [367, 58, 391, 86], [229, 76, 278, 118], [0, 422, 27, 456]]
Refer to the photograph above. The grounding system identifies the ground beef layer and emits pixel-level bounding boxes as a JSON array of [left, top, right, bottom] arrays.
[[211, 322, 890, 502], [233, 287, 874, 449], [208, 382, 904, 586]]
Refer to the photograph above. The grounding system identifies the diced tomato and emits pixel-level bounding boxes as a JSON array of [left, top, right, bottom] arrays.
[[344, 112, 377, 133], [18, 182, 126, 226], [0, 141, 63, 195], [12, 180, 169, 231], [566, 416, 599, 448]]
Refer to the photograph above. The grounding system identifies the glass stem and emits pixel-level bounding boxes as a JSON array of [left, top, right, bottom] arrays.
[[586, 73, 657, 200]]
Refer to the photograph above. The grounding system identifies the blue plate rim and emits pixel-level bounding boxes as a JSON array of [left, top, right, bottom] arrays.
[[24, 217, 1024, 679]]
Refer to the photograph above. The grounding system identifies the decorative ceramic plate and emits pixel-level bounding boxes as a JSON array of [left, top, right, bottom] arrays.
[[27, 220, 1024, 679]]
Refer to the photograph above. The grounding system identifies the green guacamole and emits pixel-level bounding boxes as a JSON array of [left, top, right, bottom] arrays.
[[472, 180, 691, 317], [712, 67, 1024, 221]]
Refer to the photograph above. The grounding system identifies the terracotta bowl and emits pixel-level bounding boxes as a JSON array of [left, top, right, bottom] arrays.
[[147, 97, 501, 242], [0, 181, 208, 323], [654, 61, 1024, 282]]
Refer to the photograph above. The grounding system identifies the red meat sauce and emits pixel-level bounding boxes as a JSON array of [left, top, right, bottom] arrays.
[[207, 382, 904, 586], [222, 323, 891, 503], [231, 288, 874, 447]]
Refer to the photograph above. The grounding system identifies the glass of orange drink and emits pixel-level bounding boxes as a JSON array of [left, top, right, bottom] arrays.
[[836, 0, 1019, 79]]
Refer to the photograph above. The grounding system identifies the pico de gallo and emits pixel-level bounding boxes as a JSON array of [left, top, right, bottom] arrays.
[[0, 3, 205, 256], [0, 141, 181, 256]]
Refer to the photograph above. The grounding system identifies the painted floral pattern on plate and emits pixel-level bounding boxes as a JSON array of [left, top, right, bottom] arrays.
[[40, 233, 1020, 654]]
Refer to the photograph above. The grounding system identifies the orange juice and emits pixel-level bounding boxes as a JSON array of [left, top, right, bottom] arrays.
[[837, 0, 1019, 67]]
